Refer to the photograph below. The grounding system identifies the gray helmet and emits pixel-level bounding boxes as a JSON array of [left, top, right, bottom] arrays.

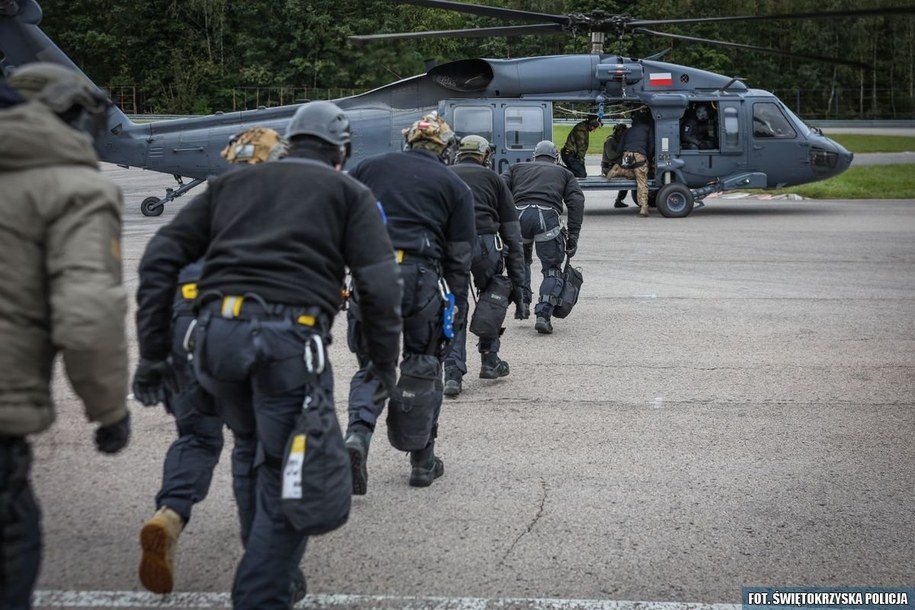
[[458, 134, 491, 159], [285, 101, 352, 148], [533, 140, 559, 160], [7, 62, 109, 117]]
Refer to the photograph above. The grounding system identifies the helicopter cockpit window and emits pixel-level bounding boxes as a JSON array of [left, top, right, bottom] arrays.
[[504, 107, 544, 150], [752, 102, 796, 139], [452, 106, 493, 145]]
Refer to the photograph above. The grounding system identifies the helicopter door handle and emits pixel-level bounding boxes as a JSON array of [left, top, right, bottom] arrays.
[[752, 145, 763, 150]]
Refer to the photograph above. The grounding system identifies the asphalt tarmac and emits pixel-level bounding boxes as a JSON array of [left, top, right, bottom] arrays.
[[31, 165, 915, 609]]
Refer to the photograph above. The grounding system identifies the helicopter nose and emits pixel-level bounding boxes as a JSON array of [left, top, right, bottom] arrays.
[[809, 137, 853, 179]]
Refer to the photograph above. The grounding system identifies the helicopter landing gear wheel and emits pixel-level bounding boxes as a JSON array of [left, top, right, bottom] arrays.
[[141, 196, 164, 217], [656, 183, 694, 218]]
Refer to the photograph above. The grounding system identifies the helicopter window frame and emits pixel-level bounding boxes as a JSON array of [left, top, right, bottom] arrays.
[[451, 106, 494, 147], [722, 105, 739, 150], [752, 102, 797, 140]]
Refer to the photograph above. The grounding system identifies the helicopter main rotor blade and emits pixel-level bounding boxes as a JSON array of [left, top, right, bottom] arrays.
[[631, 5, 915, 29], [634, 28, 866, 69], [350, 23, 565, 44], [386, 0, 569, 25]]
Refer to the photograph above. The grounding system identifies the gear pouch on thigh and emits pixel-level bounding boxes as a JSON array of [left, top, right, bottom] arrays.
[[552, 260, 583, 319], [281, 381, 351, 535], [386, 353, 440, 451], [469, 275, 512, 337]]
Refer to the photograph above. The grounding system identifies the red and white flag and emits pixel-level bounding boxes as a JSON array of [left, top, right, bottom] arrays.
[[649, 72, 673, 87]]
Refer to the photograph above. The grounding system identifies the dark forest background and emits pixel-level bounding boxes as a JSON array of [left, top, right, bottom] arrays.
[[29, 0, 915, 119]]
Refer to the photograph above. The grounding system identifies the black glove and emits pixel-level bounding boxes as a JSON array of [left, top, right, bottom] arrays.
[[512, 287, 529, 320], [131, 358, 176, 407], [565, 236, 578, 258], [95, 411, 130, 454], [364, 362, 399, 404]]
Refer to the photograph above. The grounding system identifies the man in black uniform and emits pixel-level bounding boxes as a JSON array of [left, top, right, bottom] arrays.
[[681, 103, 716, 150], [134, 102, 402, 610], [133, 127, 292, 596], [344, 111, 475, 494], [442, 135, 526, 397], [501, 140, 585, 335], [600, 123, 632, 208]]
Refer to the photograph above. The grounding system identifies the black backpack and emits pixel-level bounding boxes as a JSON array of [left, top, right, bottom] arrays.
[[552, 256, 583, 319]]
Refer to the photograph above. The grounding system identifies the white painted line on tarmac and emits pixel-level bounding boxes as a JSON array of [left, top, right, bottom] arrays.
[[33, 591, 742, 610]]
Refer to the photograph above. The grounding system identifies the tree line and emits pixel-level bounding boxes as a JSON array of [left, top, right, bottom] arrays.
[[31, 0, 915, 119]]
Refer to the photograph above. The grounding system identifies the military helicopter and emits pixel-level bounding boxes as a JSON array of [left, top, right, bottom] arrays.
[[1, 1, 910, 217]]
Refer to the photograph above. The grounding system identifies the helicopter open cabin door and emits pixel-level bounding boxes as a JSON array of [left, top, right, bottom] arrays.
[[443, 99, 552, 174]]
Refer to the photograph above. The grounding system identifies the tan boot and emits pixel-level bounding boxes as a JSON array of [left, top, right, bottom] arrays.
[[639, 205, 649, 217], [139, 506, 184, 593]]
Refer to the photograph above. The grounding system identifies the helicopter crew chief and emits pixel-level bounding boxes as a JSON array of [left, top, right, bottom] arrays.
[[134, 101, 402, 610], [501, 140, 584, 335], [560, 114, 602, 178], [1, 64, 131, 610], [442, 135, 527, 397], [344, 111, 475, 494], [133, 128, 304, 598], [609, 108, 655, 217], [681, 103, 716, 150]]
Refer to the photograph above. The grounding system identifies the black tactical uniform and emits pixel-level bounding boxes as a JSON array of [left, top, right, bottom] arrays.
[[681, 104, 716, 150], [135, 102, 402, 610], [344, 112, 475, 494], [442, 137, 526, 395], [501, 141, 585, 334]]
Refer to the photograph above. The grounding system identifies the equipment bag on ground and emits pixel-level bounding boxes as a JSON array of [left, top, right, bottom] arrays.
[[281, 379, 352, 535], [552, 256, 583, 319]]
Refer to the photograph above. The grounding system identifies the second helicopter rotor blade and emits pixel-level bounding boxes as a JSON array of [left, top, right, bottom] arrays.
[[350, 23, 566, 44], [389, 0, 569, 25]]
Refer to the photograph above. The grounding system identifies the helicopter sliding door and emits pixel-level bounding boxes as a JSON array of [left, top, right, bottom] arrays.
[[442, 99, 552, 174]]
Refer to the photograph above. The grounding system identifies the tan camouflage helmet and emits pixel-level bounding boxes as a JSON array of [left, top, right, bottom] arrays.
[[221, 126, 288, 164], [457, 134, 492, 162], [7, 62, 109, 116], [402, 111, 455, 151]]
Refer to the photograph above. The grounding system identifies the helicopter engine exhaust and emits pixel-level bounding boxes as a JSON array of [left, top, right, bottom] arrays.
[[428, 59, 494, 93]]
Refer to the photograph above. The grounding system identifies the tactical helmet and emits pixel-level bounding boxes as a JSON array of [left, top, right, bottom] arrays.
[[695, 105, 709, 121], [402, 111, 455, 152], [285, 101, 352, 147], [221, 126, 288, 164], [533, 140, 559, 160], [7, 62, 109, 118], [587, 113, 603, 128], [457, 134, 492, 160]]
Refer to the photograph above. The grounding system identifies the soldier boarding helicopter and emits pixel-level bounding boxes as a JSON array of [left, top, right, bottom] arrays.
[[1, 0, 910, 217]]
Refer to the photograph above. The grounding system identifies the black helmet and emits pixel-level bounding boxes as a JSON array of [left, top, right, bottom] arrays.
[[286, 101, 351, 145], [533, 140, 558, 160], [7, 62, 109, 129]]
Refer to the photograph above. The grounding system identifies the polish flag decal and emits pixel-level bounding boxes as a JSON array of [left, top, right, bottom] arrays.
[[649, 72, 673, 87]]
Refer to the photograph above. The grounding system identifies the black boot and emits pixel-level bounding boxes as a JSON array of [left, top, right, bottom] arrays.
[[443, 366, 462, 397], [479, 352, 510, 379], [535, 315, 553, 334], [344, 425, 372, 495], [409, 444, 444, 488]]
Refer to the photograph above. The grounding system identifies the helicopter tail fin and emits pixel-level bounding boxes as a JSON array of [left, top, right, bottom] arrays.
[[0, 0, 133, 132]]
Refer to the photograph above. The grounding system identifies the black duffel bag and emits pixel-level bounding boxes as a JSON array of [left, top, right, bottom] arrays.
[[552, 256, 583, 319]]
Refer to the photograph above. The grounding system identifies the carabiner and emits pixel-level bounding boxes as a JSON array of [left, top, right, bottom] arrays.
[[303, 334, 326, 375]]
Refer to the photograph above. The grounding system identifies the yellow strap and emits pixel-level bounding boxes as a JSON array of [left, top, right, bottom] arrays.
[[221, 296, 244, 318], [296, 314, 316, 327], [181, 283, 198, 300], [395, 249, 405, 264]]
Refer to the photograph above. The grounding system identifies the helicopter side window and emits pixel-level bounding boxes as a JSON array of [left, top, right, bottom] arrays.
[[723, 106, 739, 149], [680, 102, 718, 150], [452, 106, 494, 144], [504, 107, 543, 150], [753, 102, 796, 139]]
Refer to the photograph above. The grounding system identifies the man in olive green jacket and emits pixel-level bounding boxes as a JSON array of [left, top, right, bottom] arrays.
[[0, 64, 130, 609]]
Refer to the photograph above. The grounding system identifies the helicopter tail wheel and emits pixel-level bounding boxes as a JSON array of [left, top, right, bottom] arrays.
[[656, 183, 694, 218], [141, 196, 164, 217]]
